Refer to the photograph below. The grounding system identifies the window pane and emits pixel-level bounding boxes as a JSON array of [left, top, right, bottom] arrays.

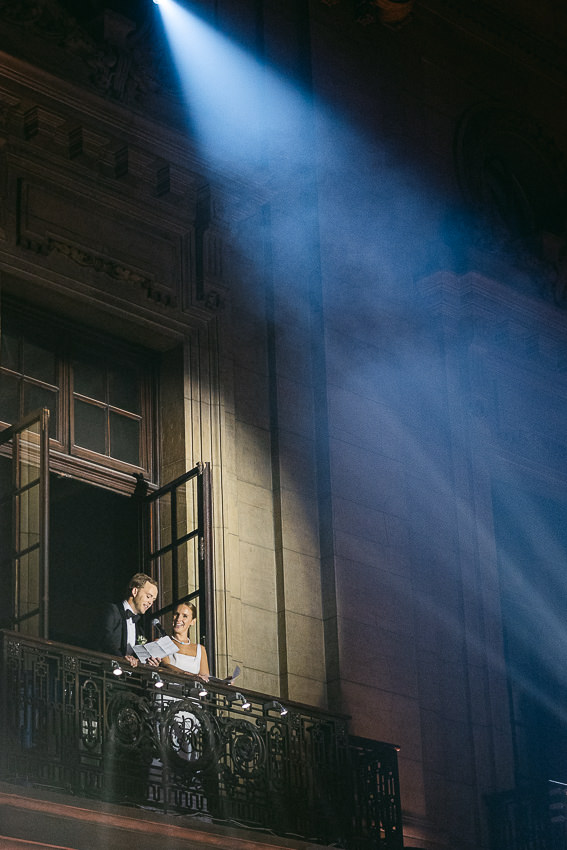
[[2, 306, 152, 476], [23, 384, 58, 437], [16, 481, 40, 551], [109, 364, 140, 413], [155, 549, 173, 608], [0, 372, 20, 423], [0, 457, 11, 628], [179, 537, 199, 602], [110, 412, 140, 465], [1, 328, 19, 371], [0, 453, 11, 501], [23, 340, 56, 384], [17, 420, 41, 489], [16, 549, 41, 635], [157, 492, 172, 550], [73, 359, 105, 401], [75, 399, 106, 454]]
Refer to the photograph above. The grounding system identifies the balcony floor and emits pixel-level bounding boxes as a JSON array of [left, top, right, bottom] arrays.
[[0, 780, 335, 850]]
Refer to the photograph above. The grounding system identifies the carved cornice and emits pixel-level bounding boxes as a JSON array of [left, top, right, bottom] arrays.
[[420, 271, 567, 351], [19, 234, 178, 308], [0, 0, 184, 119]]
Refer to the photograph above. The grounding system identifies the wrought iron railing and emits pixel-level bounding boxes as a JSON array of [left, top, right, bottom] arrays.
[[0, 630, 403, 849], [486, 781, 567, 850]]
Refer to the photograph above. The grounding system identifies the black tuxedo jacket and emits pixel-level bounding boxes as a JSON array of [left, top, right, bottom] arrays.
[[99, 602, 145, 657]]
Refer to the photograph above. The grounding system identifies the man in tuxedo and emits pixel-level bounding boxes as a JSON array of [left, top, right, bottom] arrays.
[[99, 572, 159, 667]]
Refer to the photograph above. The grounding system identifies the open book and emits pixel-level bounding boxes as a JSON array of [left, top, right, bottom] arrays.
[[131, 635, 177, 663]]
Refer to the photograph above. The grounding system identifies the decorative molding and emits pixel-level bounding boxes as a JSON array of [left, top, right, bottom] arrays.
[[419, 270, 567, 351], [0, 1, 184, 113], [0, 87, 23, 134], [19, 234, 177, 308]]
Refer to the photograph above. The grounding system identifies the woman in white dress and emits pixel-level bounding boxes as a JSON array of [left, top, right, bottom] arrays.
[[161, 602, 210, 680], [158, 602, 210, 764]]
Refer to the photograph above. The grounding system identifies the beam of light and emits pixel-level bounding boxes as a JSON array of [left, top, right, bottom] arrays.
[[155, 0, 567, 768], [154, 0, 311, 178], [383, 362, 567, 728]]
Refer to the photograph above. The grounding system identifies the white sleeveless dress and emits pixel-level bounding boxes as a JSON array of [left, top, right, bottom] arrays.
[[159, 645, 203, 761], [169, 644, 201, 674]]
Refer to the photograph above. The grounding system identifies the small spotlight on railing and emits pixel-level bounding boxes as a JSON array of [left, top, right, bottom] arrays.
[[152, 672, 164, 689], [229, 691, 251, 710], [111, 660, 123, 676], [265, 700, 288, 717], [190, 683, 208, 699]]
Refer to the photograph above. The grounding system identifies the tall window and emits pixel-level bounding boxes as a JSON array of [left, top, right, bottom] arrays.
[[0, 300, 155, 489]]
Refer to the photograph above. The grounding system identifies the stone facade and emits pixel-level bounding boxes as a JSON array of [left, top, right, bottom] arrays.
[[1, 1, 567, 849]]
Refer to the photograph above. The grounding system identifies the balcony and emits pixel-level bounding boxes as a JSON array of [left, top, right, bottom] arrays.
[[486, 781, 567, 850], [0, 630, 403, 849]]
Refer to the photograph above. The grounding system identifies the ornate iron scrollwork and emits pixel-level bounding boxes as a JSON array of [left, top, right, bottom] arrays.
[[0, 633, 403, 848], [106, 690, 153, 751], [159, 696, 218, 773], [266, 722, 287, 793], [80, 678, 102, 751], [224, 718, 267, 778]]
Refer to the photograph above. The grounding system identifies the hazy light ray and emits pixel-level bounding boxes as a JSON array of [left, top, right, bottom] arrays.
[[154, 0, 567, 738], [349, 365, 567, 726], [155, 0, 311, 177]]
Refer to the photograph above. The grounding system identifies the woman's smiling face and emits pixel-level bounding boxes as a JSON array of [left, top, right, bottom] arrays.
[[172, 603, 195, 637]]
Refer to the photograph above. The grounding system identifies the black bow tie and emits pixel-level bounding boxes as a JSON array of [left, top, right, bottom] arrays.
[[125, 610, 140, 623]]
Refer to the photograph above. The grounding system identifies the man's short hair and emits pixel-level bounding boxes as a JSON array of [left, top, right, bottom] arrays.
[[127, 572, 158, 595]]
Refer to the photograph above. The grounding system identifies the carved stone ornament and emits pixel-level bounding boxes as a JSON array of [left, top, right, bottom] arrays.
[[0, 0, 183, 111], [20, 233, 177, 308], [49, 237, 178, 307]]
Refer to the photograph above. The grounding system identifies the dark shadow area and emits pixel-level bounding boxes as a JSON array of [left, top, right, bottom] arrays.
[[493, 478, 567, 786], [0, 454, 11, 630], [49, 476, 140, 648]]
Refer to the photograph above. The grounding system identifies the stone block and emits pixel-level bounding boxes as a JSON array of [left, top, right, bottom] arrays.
[[284, 611, 325, 680], [239, 540, 277, 612], [281, 549, 323, 619], [234, 365, 270, 429], [279, 488, 320, 557], [241, 603, 278, 672], [287, 674, 328, 710], [235, 421, 273, 489]]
